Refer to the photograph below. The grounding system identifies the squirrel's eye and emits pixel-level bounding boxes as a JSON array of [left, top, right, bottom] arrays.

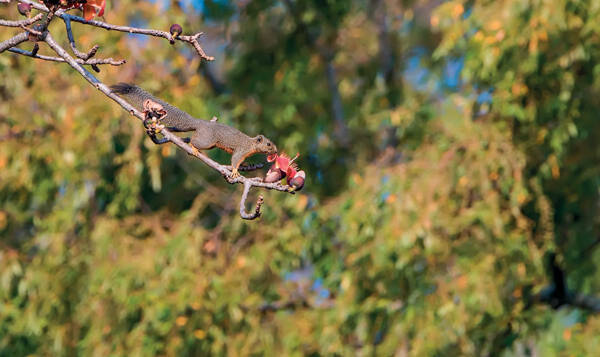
[[267, 142, 271, 146]]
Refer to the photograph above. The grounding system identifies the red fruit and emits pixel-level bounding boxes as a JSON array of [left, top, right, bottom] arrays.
[[286, 165, 297, 180], [264, 166, 284, 183], [265, 152, 304, 189], [288, 170, 305, 191], [273, 152, 299, 173]]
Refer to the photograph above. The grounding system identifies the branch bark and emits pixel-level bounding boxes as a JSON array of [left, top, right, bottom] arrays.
[[239, 181, 264, 220], [530, 252, 600, 313], [0, 13, 43, 27], [16, 0, 214, 61], [8, 46, 125, 65], [0, 31, 29, 52]]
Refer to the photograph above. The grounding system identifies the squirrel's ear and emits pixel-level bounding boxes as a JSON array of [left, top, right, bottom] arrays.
[[256, 136, 263, 143]]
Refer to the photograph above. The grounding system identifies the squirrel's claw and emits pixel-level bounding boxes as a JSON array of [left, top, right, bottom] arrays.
[[151, 123, 165, 134], [230, 168, 241, 179], [144, 118, 164, 135], [189, 144, 201, 156]]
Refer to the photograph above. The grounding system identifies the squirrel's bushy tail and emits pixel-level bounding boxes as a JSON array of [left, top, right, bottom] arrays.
[[110, 83, 200, 131]]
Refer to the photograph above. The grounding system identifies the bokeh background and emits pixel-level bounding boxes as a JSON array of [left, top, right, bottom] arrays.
[[2, 0, 600, 355]]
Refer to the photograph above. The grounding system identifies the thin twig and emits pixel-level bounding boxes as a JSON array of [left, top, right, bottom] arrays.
[[15, 0, 214, 61], [56, 13, 215, 61], [16, 0, 47, 12], [0, 31, 29, 52], [64, 16, 97, 59], [43, 32, 293, 219], [8, 46, 125, 65], [20, 23, 42, 35], [0, 13, 43, 27]]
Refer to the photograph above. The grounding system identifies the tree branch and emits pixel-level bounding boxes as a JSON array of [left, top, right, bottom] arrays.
[[571, 293, 600, 312], [8, 46, 125, 65], [16, 0, 214, 61], [2, 0, 291, 219], [16, 0, 47, 12], [0, 31, 29, 52], [63, 16, 97, 60], [0, 13, 43, 27], [239, 181, 264, 220], [530, 252, 600, 313], [42, 33, 294, 220]]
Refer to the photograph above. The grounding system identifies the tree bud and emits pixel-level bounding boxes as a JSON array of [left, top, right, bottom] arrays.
[[18, 3, 32, 17], [169, 24, 182, 44]]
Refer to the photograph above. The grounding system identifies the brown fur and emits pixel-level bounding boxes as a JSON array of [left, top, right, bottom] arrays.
[[111, 83, 278, 174]]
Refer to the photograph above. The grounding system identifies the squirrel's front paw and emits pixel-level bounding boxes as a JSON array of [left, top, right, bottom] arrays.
[[230, 168, 241, 179], [189, 144, 201, 156], [144, 118, 164, 135]]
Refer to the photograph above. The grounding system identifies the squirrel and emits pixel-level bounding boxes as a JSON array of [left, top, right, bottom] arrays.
[[110, 83, 278, 178]]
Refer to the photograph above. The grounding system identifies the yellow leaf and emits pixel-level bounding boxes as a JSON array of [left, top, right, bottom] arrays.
[[176, 316, 188, 327], [194, 329, 206, 339]]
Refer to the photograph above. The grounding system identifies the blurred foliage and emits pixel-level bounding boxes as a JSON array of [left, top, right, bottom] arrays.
[[2, 0, 600, 355]]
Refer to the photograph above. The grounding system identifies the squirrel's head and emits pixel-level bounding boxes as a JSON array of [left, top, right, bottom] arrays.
[[254, 135, 278, 154]]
